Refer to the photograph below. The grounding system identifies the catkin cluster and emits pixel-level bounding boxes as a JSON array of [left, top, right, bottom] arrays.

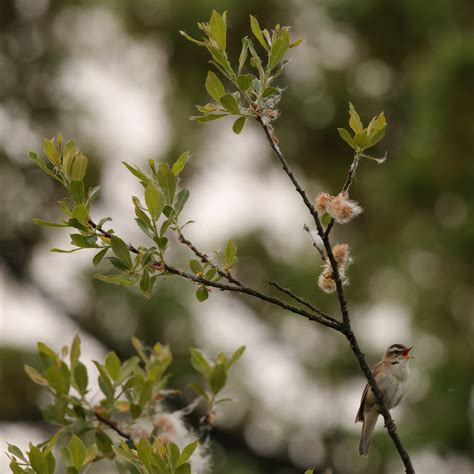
[[315, 191, 362, 224], [318, 244, 352, 293]]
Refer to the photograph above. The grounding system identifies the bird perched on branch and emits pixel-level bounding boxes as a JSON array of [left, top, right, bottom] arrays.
[[355, 343, 413, 456]]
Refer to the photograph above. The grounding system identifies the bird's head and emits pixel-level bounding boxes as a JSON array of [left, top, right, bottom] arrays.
[[383, 343, 414, 364]]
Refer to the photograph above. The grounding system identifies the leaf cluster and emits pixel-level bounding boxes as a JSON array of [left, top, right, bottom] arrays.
[[337, 103, 387, 161], [180, 11, 303, 133], [17, 336, 244, 473]]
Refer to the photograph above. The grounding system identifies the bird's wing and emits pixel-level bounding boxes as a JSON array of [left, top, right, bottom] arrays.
[[355, 361, 383, 423]]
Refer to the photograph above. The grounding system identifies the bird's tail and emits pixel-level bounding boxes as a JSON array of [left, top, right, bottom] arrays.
[[358, 410, 379, 456]]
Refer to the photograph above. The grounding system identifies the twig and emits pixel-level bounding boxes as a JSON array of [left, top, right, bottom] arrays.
[[94, 410, 132, 441], [303, 224, 325, 259], [162, 263, 341, 330], [324, 152, 361, 238], [256, 118, 415, 474], [268, 281, 326, 316], [88, 220, 340, 330]]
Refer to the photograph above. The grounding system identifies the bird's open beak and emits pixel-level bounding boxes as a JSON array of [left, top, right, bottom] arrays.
[[402, 346, 414, 359]]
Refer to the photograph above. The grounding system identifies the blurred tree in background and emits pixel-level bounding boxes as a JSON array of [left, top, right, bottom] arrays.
[[0, 0, 473, 473]]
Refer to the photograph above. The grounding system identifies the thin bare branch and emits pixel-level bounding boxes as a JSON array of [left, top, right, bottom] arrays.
[[268, 281, 331, 318], [94, 410, 132, 441], [162, 263, 340, 329]]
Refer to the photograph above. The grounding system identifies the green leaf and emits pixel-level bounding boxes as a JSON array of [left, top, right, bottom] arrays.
[[60, 446, 72, 467], [32, 218, 68, 228], [191, 113, 228, 122], [144, 183, 164, 221], [232, 117, 246, 135], [70, 233, 97, 248], [337, 128, 356, 150], [353, 133, 369, 150], [196, 286, 209, 302], [24, 365, 48, 385], [87, 185, 101, 203], [189, 383, 208, 399], [68, 180, 85, 203], [368, 128, 386, 148], [105, 351, 121, 381], [250, 15, 268, 50], [224, 239, 237, 267], [94, 274, 136, 286], [220, 94, 240, 115], [268, 34, 289, 72], [74, 362, 88, 395], [28, 444, 46, 474], [29, 151, 64, 185], [177, 439, 199, 467], [7, 444, 27, 462], [69, 435, 86, 470], [93, 361, 115, 400], [71, 153, 88, 181], [290, 38, 304, 48], [95, 430, 113, 456], [67, 218, 88, 231], [262, 86, 279, 98], [135, 216, 154, 239], [169, 442, 181, 469], [140, 269, 150, 292], [62, 140, 77, 179], [237, 74, 253, 92], [172, 151, 190, 176], [117, 356, 140, 383], [207, 46, 233, 76], [176, 464, 192, 474], [110, 236, 132, 269], [238, 38, 249, 74], [71, 204, 88, 226], [322, 212, 332, 227], [348, 102, 364, 134], [43, 138, 60, 167], [130, 403, 142, 419], [132, 337, 148, 362], [136, 437, 153, 469], [37, 342, 58, 366], [190, 348, 212, 378], [228, 346, 246, 368], [138, 380, 153, 407], [45, 362, 71, 395], [158, 164, 177, 206], [122, 162, 150, 184], [92, 248, 108, 266], [205, 71, 225, 103], [209, 363, 227, 394], [179, 30, 206, 47], [9, 460, 24, 474], [84, 445, 97, 464], [174, 188, 190, 217], [210, 10, 226, 50], [190, 259, 202, 274]]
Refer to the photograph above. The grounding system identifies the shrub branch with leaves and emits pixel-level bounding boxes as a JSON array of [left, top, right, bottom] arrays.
[[14, 10, 416, 474], [10, 335, 244, 473]]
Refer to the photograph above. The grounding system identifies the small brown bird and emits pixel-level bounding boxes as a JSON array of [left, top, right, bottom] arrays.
[[355, 343, 413, 456]]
